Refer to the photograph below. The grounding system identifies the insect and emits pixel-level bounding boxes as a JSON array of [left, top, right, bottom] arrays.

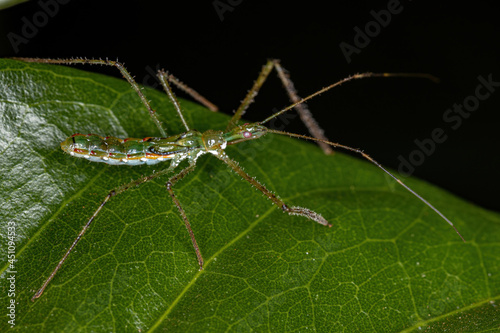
[[14, 57, 465, 302]]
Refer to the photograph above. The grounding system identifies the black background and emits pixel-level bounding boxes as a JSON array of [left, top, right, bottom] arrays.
[[1, 0, 499, 211]]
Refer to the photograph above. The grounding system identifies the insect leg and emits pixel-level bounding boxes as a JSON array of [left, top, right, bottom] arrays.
[[157, 69, 191, 131], [215, 149, 331, 227], [226, 59, 275, 131], [258, 72, 439, 125], [31, 165, 177, 301], [272, 59, 333, 155], [225, 59, 332, 154], [165, 72, 219, 112], [13, 57, 168, 137], [165, 163, 204, 269]]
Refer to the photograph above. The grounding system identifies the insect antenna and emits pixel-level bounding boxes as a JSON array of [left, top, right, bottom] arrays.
[[257, 71, 465, 242], [258, 72, 439, 125], [264, 129, 465, 242]]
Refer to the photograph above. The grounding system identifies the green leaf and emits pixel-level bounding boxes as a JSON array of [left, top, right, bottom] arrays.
[[1, 58, 499, 332], [0, 0, 29, 11]]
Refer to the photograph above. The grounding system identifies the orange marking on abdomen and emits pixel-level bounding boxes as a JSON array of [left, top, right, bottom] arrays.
[[74, 148, 86, 154]]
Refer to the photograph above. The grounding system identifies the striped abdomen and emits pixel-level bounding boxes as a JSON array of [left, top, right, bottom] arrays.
[[60, 132, 202, 166]]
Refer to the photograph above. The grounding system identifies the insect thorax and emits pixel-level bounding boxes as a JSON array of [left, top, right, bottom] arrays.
[[201, 130, 227, 153]]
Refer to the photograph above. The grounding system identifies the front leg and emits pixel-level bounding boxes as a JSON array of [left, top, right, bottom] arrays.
[[225, 59, 332, 154], [215, 149, 331, 227]]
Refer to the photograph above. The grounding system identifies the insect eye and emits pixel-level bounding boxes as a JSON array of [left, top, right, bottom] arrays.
[[243, 131, 252, 138]]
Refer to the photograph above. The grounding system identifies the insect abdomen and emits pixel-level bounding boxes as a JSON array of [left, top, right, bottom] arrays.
[[60, 133, 173, 165]]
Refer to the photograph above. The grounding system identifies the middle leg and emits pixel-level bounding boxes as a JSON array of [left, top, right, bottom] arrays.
[[165, 163, 205, 269]]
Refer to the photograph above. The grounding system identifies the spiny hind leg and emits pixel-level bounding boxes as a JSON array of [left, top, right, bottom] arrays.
[[31, 165, 176, 301], [215, 149, 332, 227], [13, 57, 167, 137], [165, 163, 204, 269]]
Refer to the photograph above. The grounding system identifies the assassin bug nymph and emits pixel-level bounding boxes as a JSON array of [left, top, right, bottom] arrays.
[[14, 57, 465, 302]]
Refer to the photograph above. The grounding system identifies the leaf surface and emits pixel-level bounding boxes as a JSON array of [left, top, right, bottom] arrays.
[[0, 59, 499, 332]]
